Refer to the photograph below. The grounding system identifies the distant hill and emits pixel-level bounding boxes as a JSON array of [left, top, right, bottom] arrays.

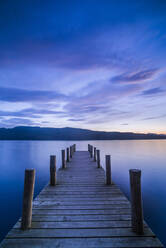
[[0, 126, 165, 140]]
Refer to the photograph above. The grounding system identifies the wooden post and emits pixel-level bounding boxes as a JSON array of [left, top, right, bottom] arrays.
[[62, 149, 66, 169], [90, 145, 93, 157], [106, 155, 111, 185], [97, 149, 100, 168], [70, 146, 72, 158], [66, 147, 70, 162], [89, 145, 91, 155], [91, 145, 93, 158], [50, 155, 56, 186], [21, 169, 35, 230], [94, 147, 97, 162], [129, 169, 144, 234], [74, 144, 76, 152]]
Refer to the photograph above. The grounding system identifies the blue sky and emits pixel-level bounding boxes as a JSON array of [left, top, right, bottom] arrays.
[[0, 0, 166, 133]]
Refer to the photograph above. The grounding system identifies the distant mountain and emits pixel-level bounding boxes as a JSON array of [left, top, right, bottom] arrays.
[[0, 126, 165, 140]]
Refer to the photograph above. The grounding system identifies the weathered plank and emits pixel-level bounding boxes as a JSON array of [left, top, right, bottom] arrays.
[[29, 214, 132, 222], [33, 199, 130, 205], [33, 204, 130, 209], [32, 209, 131, 215], [7, 227, 154, 238], [14, 220, 147, 229], [1, 237, 162, 248], [36, 195, 127, 199]]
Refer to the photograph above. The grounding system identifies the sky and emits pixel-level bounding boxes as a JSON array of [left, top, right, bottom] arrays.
[[0, 0, 166, 133]]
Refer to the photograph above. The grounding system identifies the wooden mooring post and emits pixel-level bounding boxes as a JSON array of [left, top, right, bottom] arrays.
[[105, 155, 111, 185], [50, 155, 56, 186], [89, 145, 92, 156], [71, 145, 74, 156], [21, 169, 35, 230], [70, 146, 72, 158], [97, 149, 100, 168], [66, 147, 70, 162], [88, 144, 90, 152], [91, 145, 93, 158], [62, 149, 66, 169], [129, 169, 144, 234], [94, 147, 97, 162]]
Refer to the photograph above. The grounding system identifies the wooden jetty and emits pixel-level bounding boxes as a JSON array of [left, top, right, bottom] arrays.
[[0, 145, 163, 247]]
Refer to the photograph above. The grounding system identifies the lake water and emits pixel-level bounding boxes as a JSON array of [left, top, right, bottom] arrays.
[[0, 140, 166, 246]]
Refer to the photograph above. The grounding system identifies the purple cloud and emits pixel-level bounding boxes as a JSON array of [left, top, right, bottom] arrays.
[[142, 114, 166, 121], [0, 118, 37, 127], [142, 87, 165, 95], [0, 108, 66, 119], [68, 118, 84, 122], [111, 69, 158, 84], [0, 87, 68, 102]]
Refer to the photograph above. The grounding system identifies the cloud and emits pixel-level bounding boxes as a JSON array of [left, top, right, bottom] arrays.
[[142, 87, 165, 95], [0, 108, 66, 119], [0, 118, 37, 127], [0, 87, 68, 103], [111, 69, 158, 84], [0, 19, 160, 73], [68, 118, 84, 122], [0, 75, 145, 128], [60, 78, 143, 124], [141, 114, 166, 121]]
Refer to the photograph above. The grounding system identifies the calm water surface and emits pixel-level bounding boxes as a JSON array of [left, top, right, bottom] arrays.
[[0, 140, 166, 245]]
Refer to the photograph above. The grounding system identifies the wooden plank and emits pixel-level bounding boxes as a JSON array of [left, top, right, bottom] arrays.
[[36, 195, 127, 200], [33, 200, 130, 205], [42, 186, 119, 190], [1, 237, 163, 248], [32, 209, 131, 215], [41, 188, 122, 192], [41, 188, 120, 191], [14, 220, 146, 229], [33, 204, 130, 209], [40, 188, 122, 192], [29, 214, 132, 221], [39, 192, 123, 196], [7, 227, 154, 238]]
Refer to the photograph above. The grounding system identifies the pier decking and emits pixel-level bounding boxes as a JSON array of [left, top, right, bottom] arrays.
[[0, 150, 163, 247]]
